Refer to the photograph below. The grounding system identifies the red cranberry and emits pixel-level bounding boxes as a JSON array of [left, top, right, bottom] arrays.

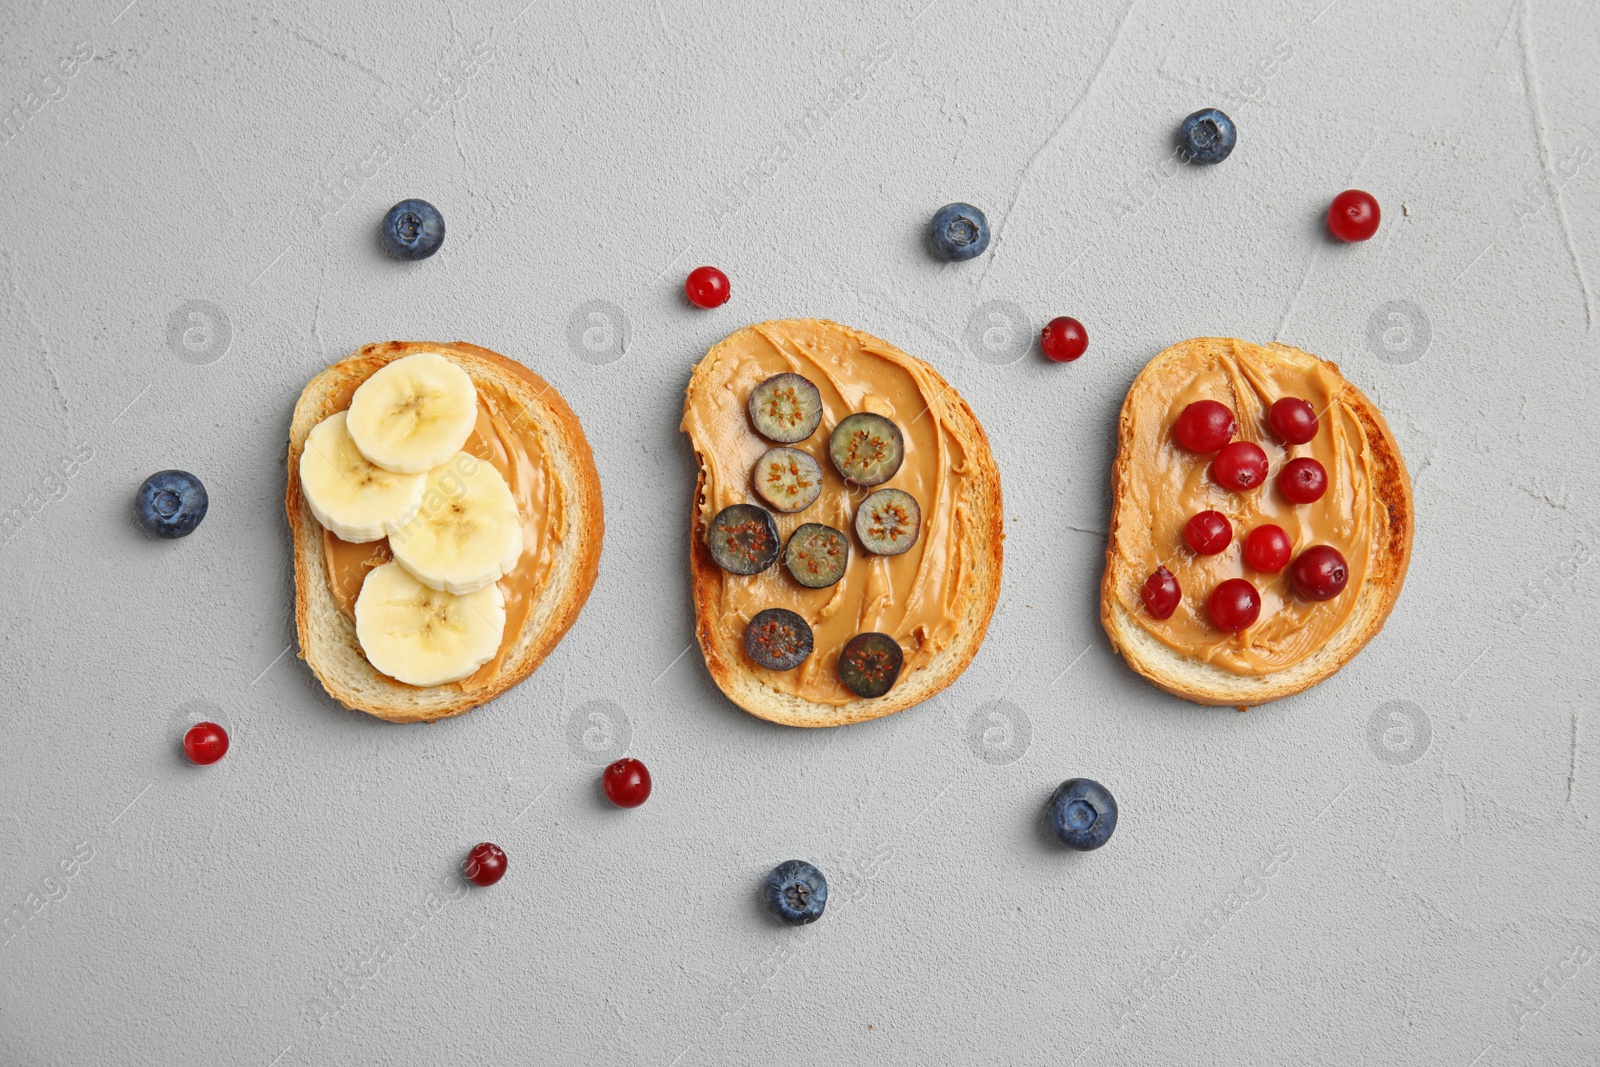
[[1268, 397, 1319, 444], [685, 266, 730, 308], [1173, 400, 1235, 453], [1184, 510, 1233, 555], [602, 757, 652, 808], [1212, 441, 1269, 491], [1279, 457, 1328, 504], [1328, 189, 1381, 242], [1040, 316, 1088, 362], [1243, 524, 1292, 573], [1291, 545, 1349, 600], [1141, 566, 1182, 619], [464, 842, 507, 887], [1209, 578, 1261, 633], [183, 722, 229, 765]]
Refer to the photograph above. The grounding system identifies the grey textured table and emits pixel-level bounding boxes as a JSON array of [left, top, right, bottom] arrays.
[[3, 1, 1598, 1064]]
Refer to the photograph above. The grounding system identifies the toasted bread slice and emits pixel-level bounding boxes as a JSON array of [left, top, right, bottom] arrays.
[[1101, 338, 1412, 706], [287, 341, 603, 723], [684, 319, 1004, 728]]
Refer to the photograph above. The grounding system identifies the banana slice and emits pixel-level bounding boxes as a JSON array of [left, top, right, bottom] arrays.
[[354, 562, 506, 686], [388, 453, 523, 594], [299, 411, 425, 542], [346, 352, 478, 474]]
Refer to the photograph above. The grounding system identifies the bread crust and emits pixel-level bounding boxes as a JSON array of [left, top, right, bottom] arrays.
[[685, 319, 1004, 728], [286, 341, 604, 723], [1100, 338, 1413, 706]]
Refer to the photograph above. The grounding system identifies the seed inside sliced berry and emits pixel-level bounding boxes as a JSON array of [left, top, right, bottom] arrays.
[[748, 373, 824, 443], [854, 488, 921, 556], [744, 608, 815, 671], [1173, 400, 1235, 453], [707, 503, 781, 575], [784, 523, 850, 588], [838, 632, 903, 698], [751, 447, 823, 514], [1142, 566, 1182, 620], [829, 413, 904, 486]]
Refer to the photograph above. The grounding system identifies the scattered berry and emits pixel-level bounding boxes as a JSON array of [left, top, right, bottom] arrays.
[[1213, 441, 1269, 491], [602, 758, 652, 808], [1040, 317, 1088, 362], [1179, 108, 1237, 165], [685, 266, 731, 308], [1279, 457, 1328, 504], [1046, 778, 1118, 851], [763, 860, 828, 925], [1268, 397, 1319, 444], [1243, 524, 1292, 573], [1328, 190, 1381, 242], [136, 470, 208, 539], [1209, 578, 1261, 633], [1184, 510, 1233, 555], [379, 199, 445, 260], [1141, 566, 1182, 620], [183, 722, 229, 765], [928, 202, 990, 261], [1291, 545, 1349, 601], [1173, 400, 1235, 453], [464, 842, 507, 887]]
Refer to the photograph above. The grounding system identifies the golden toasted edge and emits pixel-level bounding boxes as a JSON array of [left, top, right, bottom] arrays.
[[1098, 338, 1413, 707], [684, 318, 1005, 727], [287, 340, 604, 723]]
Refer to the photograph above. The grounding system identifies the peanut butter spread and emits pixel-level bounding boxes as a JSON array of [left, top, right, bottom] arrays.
[[683, 321, 975, 705], [1113, 339, 1383, 674], [320, 373, 560, 690]]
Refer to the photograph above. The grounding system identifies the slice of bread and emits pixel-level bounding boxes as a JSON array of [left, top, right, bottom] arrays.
[[684, 319, 1004, 728], [1100, 338, 1412, 706], [286, 341, 604, 723]]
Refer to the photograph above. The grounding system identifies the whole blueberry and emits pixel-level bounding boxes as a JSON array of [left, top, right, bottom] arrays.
[[379, 199, 445, 260], [762, 860, 828, 925], [1178, 108, 1237, 165], [929, 202, 990, 261], [1046, 778, 1117, 851], [135, 470, 208, 539]]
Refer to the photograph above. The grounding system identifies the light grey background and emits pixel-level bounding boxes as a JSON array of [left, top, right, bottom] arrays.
[[2, 0, 1597, 1063]]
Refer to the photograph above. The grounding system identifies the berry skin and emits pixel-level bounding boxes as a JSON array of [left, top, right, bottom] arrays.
[[464, 842, 507, 887], [1213, 441, 1269, 492], [1178, 108, 1237, 165], [379, 199, 445, 260], [928, 202, 990, 261], [1243, 525, 1292, 573], [1269, 397, 1319, 444], [1291, 545, 1349, 601], [602, 758, 651, 808], [1328, 190, 1381, 242], [685, 266, 731, 308], [1046, 778, 1118, 851], [1142, 566, 1182, 620], [1209, 578, 1261, 633], [1041, 317, 1088, 362], [183, 722, 229, 765], [1279, 457, 1328, 504], [1173, 400, 1235, 453], [763, 860, 828, 925], [1184, 510, 1233, 555], [136, 470, 208, 539]]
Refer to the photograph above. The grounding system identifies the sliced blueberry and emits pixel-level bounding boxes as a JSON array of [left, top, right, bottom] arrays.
[[762, 860, 828, 925], [1178, 109, 1236, 165], [706, 503, 780, 575], [135, 470, 208, 539], [838, 632, 903, 699], [854, 488, 920, 556], [744, 608, 815, 671], [379, 199, 445, 260], [784, 523, 850, 589], [1046, 778, 1118, 851], [929, 202, 990, 261], [752, 447, 823, 514], [828, 413, 904, 487], [748, 373, 823, 443]]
